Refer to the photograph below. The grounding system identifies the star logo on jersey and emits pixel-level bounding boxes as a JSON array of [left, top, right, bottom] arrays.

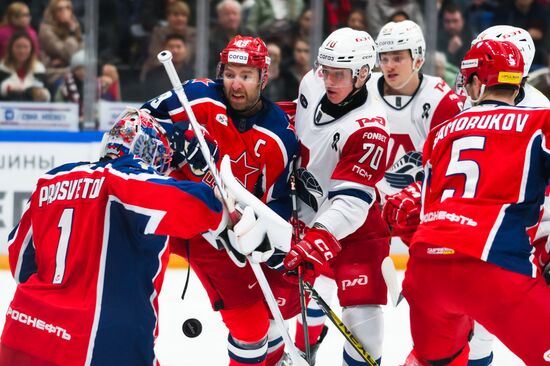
[[191, 78, 215, 86], [231, 152, 259, 187]]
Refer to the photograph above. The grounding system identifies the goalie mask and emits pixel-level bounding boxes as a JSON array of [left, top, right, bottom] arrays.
[[101, 108, 172, 174]]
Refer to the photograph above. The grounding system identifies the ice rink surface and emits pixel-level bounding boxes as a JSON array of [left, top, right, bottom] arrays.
[[0, 269, 524, 365]]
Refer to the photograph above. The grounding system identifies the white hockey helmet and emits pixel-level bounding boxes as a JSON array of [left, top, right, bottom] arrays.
[[472, 25, 534, 76], [317, 27, 376, 78], [376, 20, 426, 70]]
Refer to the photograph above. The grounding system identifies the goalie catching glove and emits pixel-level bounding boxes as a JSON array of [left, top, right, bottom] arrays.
[[284, 226, 341, 282], [169, 121, 219, 176], [202, 155, 293, 268], [382, 181, 422, 245]]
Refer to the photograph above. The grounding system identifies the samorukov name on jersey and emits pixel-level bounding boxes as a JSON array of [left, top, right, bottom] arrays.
[[38, 177, 105, 207], [433, 111, 529, 148]]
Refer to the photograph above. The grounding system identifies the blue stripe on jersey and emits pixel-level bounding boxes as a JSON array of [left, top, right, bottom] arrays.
[[46, 161, 91, 175], [91, 202, 167, 366], [18, 237, 37, 283], [141, 79, 224, 121], [328, 189, 373, 204], [488, 134, 547, 276]]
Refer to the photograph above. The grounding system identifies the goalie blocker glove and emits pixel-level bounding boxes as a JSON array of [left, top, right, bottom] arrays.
[[169, 121, 219, 176], [284, 225, 342, 282]]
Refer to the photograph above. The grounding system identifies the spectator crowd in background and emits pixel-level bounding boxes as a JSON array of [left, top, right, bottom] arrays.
[[0, 0, 550, 123]]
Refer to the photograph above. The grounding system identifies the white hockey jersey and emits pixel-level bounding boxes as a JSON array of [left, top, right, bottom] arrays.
[[295, 69, 390, 240], [367, 72, 464, 197]]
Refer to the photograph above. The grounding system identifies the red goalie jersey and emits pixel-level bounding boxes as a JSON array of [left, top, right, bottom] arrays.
[[414, 102, 550, 277]]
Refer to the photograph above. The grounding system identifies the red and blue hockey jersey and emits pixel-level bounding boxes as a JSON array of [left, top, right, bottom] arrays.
[[3, 155, 223, 366], [141, 78, 299, 219], [414, 102, 550, 277]]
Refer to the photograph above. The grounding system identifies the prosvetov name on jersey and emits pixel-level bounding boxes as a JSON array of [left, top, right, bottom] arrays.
[[39, 177, 105, 207]]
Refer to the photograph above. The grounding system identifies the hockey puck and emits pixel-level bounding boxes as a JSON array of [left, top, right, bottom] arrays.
[[182, 318, 202, 338]]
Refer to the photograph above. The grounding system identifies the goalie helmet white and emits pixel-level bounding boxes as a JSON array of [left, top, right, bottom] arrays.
[[317, 27, 376, 77], [376, 20, 426, 70], [472, 25, 534, 76]]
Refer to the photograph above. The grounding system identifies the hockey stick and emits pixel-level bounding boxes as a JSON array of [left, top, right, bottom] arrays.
[[158, 51, 308, 366], [303, 281, 379, 366], [289, 164, 312, 365]]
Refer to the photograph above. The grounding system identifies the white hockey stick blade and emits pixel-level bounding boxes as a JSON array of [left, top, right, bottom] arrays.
[[381, 256, 401, 307], [220, 155, 292, 253]]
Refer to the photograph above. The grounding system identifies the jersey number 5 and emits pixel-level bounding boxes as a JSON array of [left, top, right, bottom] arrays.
[[441, 136, 485, 201]]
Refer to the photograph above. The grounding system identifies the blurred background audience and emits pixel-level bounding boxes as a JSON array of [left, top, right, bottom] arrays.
[[0, 0, 549, 128], [0, 30, 49, 101]]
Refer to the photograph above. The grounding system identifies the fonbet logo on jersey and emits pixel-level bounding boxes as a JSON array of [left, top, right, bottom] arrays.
[[544, 348, 550, 362]]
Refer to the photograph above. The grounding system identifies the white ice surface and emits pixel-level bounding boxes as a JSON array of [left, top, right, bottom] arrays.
[[0, 270, 524, 365]]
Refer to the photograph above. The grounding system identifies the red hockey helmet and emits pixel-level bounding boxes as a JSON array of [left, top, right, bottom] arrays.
[[460, 39, 524, 89], [218, 35, 271, 80]]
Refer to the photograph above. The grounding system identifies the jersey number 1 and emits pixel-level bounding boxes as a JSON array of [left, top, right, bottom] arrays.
[[53, 208, 74, 284]]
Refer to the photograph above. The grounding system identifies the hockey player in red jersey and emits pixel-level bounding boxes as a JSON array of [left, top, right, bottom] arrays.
[[0, 109, 274, 366], [460, 24, 550, 366], [401, 40, 550, 366], [141, 36, 299, 366], [279, 27, 391, 365]]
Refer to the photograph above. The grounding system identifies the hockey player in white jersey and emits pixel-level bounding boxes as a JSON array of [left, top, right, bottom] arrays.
[[280, 27, 391, 366], [293, 21, 465, 364], [369, 20, 465, 200]]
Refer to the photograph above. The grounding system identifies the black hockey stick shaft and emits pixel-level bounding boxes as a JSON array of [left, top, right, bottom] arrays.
[[303, 281, 379, 366], [289, 165, 312, 365]]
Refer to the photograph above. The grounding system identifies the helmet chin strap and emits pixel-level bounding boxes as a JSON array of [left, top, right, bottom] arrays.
[[337, 71, 371, 107], [469, 84, 486, 105], [391, 57, 424, 91]]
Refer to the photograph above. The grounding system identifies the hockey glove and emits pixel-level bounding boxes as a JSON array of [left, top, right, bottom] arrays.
[[284, 227, 341, 281], [170, 121, 219, 176], [383, 181, 422, 245]]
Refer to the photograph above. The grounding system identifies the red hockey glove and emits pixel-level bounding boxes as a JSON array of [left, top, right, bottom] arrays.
[[284, 228, 341, 281], [169, 121, 219, 176], [383, 181, 422, 245]]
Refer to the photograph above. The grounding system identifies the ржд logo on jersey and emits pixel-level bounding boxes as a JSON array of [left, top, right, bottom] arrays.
[[341, 275, 368, 291]]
